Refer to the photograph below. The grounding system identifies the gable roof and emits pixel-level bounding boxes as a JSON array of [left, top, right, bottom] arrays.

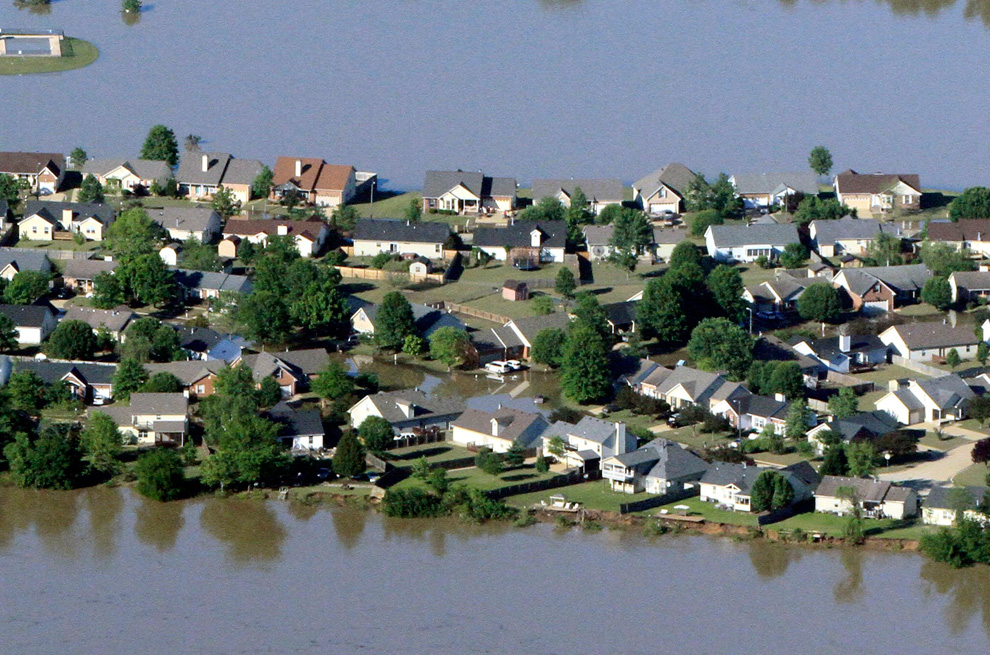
[[360, 302, 466, 338], [501, 311, 571, 346], [175, 152, 230, 186], [949, 270, 990, 293], [706, 223, 800, 248], [473, 220, 566, 250], [268, 401, 325, 438], [583, 224, 613, 247], [61, 258, 118, 281], [816, 475, 901, 503], [835, 171, 921, 195], [543, 415, 626, 448], [882, 322, 980, 350], [0, 151, 64, 177], [634, 162, 696, 198], [0, 303, 54, 328], [610, 437, 709, 481], [792, 333, 886, 361], [145, 360, 225, 386], [173, 269, 253, 294], [357, 388, 466, 424], [174, 325, 224, 352], [914, 374, 976, 409], [700, 461, 768, 495], [532, 178, 624, 204], [271, 158, 353, 193], [927, 219, 990, 242], [423, 170, 485, 199], [0, 249, 52, 275], [452, 407, 548, 447], [221, 219, 326, 242], [62, 305, 136, 333], [272, 348, 330, 376], [731, 172, 820, 196], [125, 392, 189, 415], [925, 485, 988, 512], [352, 218, 450, 244], [7, 358, 116, 386], [811, 217, 883, 245], [816, 411, 901, 442], [151, 207, 220, 234], [81, 158, 171, 184], [222, 158, 264, 186], [836, 264, 931, 296]]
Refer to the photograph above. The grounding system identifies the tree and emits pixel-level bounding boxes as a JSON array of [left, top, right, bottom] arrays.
[[200, 451, 239, 492], [769, 362, 805, 399], [122, 0, 142, 12], [375, 291, 417, 350], [0, 314, 18, 352], [6, 370, 47, 413], [256, 377, 283, 408], [3, 427, 82, 490], [0, 173, 27, 206], [77, 173, 104, 203], [972, 437, 990, 466], [332, 431, 366, 479], [785, 399, 811, 441], [140, 125, 179, 166], [637, 276, 690, 344], [610, 208, 653, 254], [690, 209, 723, 237], [69, 147, 88, 169], [871, 430, 920, 459], [312, 361, 355, 402], [475, 448, 503, 476], [404, 198, 423, 223], [949, 186, 990, 221], [118, 254, 177, 306], [967, 396, 990, 427], [46, 320, 98, 359], [237, 291, 291, 346], [706, 265, 745, 322], [792, 196, 852, 225], [531, 295, 555, 315], [330, 203, 359, 232], [80, 412, 122, 476], [211, 186, 241, 220], [113, 359, 149, 400], [919, 241, 977, 278], [547, 436, 566, 461], [3, 270, 50, 305], [751, 470, 793, 512], [845, 441, 877, 478], [289, 268, 349, 337], [922, 276, 953, 310], [669, 241, 702, 270], [105, 207, 162, 258], [358, 416, 393, 454], [402, 334, 426, 357], [252, 165, 274, 200], [504, 441, 526, 468], [946, 348, 962, 369], [428, 326, 473, 369], [808, 146, 833, 177], [687, 318, 753, 379], [571, 292, 610, 341], [978, 341, 989, 366], [183, 133, 201, 151], [862, 231, 904, 266], [92, 272, 126, 309], [779, 242, 809, 269], [142, 371, 183, 393], [836, 486, 865, 545], [561, 323, 612, 403], [519, 197, 565, 223], [531, 327, 567, 368], [566, 187, 593, 225], [797, 283, 841, 323], [179, 236, 222, 272], [555, 267, 576, 298], [135, 449, 185, 501], [828, 387, 859, 419], [820, 443, 850, 476]]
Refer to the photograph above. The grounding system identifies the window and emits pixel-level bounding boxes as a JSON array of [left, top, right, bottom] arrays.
[[196, 385, 205, 394], [435, 244, 441, 252]]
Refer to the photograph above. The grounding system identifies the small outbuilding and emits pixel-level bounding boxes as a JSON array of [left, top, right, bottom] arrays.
[[503, 279, 529, 301]]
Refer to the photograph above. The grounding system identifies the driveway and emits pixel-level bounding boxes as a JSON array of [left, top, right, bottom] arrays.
[[878, 442, 976, 486]]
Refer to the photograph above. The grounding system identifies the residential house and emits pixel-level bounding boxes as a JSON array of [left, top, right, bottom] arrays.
[[351, 302, 466, 339], [173, 269, 253, 301], [173, 326, 244, 362], [61, 305, 136, 341], [0, 151, 65, 194], [541, 416, 636, 471], [351, 218, 450, 258], [949, 270, 990, 304], [0, 250, 53, 281], [875, 375, 976, 425], [790, 332, 887, 373], [834, 170, 922, 218], [146, 360, 226, 398], [922, 485, 990, 526], [219, 158, 265, 204], [832, 264, 931, 313], [0, 304, 57, 345], [729, 172, 819, 210], [0, 357, 116, 404], [221, 219, 329, 258], [704, 223, 800, 263], [502, 280, 529, 302], [99, 393, 190, 446], [752, 335, 824, 384], [489, 312, 571, 360], [150, 207, 222, 243], [422, 170, 517, 214], [879, 321, 988, 361], [743, 275, 821, 314], [806, 411, 902, 456], [271, 157, 357, 207], [602, 438, 708, 495], [451, 407, 549, 453], [583, 224, 617, 261], [809, 217, 884, 257], [927, 219, 990, 258], [652, 227, 689, 262], [80, 158, 171, 194], [814, 475, 918, 519], [700, 461, 819, 512], [61, 258, 117, 294], [629, 362, 751, 412], [473, 221, 567, 265], [348, 388, 466, 432], [234, 349, 330, 397], [20, 201, 115, 242], [532, 178, 624, 216], [268, 401, 326, 451], [632, 162, 696, 215], [712, 393, 812, 436], [603, 301, 637, 334], [175, 152, 231, 200]]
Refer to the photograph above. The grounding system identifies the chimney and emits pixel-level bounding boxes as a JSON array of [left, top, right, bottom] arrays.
[[839, 333, 851, 353], [614, 422, 628, 455], [201, 154, 208, 172], [295, 159, 302, 178], [62, 208, 73, 229], [948, 309, 957, 328], [530, 229, 541, 248], [774, 392, 787, 403], [491, 418, 502, 437], [888, 379, 902, 392], [277, 224, 289, 236]]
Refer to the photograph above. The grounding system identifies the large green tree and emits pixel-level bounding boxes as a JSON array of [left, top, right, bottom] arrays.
[[113, 358, 149, 401], [0, 314, 18, 352], [45, 320, 98, 360], [555, 267, 577, 298], [105, 207, 162, 259], [792, 196, 852, 224], [3, 270, 50, 305], [375, 291, 417, 351], [311, 361, 356, 402], [560, 323, 612, 403], [212, 186, 241, 220], [751, 470, 795, 512], [706, 265, 746, 322], [80, 412, 123, 476], [252, 165, 274, 200], [687, 318, 753, 379], [78, 174, 104, 203], [921, 276, 953, 310], [949, 186, 990, 221], [118, 254, 177, 307], [289, 267, 349, 337], [332, 431, 366, 479], [531, 327, 567, 368], [3, 426, 83, 490], [797, 283, 841, 323], [135, 449, 186, 501], [919, 241, 976, 278], [428, 326, 473, 369], [828, 386, 859, 419], [358, 416, 394, 454], [237, 291, 292, 346], [808, 146, 833, 177], [609, 207, 653, 254], [140, 125, 180, 166]]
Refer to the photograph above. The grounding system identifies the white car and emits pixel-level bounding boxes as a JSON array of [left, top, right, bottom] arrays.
[[485, 361, 512, 374], [505, 360, 527, 371]]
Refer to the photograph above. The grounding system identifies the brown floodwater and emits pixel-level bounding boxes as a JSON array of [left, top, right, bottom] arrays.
[[1, 486, 988, 654]]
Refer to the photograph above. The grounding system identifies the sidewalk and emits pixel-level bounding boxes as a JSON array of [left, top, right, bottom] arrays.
[[878, 442, 976, 484]]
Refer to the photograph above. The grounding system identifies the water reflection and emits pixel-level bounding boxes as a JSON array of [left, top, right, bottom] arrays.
[[330, 507, 366, 551], [833, 549, 865, 604], [779, 0, 990, 27], [199, 499, 286, 564], [747, 539, 804, 579], [134, 496, 186, 553], [921, 560, 990, 637], [121, 10, 141, 26], [84, 487, 123, 560], [13, 0, 53, 16]]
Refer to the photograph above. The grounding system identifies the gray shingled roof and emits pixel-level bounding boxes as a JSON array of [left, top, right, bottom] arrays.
[[360, 388, 466, 424], [0, 249, 52, 275], [23, 200, 116, 227], [503, 311, 571, 345], [811, 217, 883, 247], [151, 207, 220, 234], [145, 360, 225, 385], [222, 158, 264, 186], [885, 322, 979, 350], [634, 162, 696, 198], [925, 485, 988, 511], [949, 270, 990, 292], [81, 158, 171, 185], [62, 306, 136, 333], [792, 334, 886, 361], [532, 178, 624, 204], [173, 269, 253, 294], [700, 461, 767, 494], [473, 221, 567, 250], [61, 258, 118, 281], [353, 218, 450, 244], [125, 392, 189, 415], [176, 152, 231, 186], [452, 407, 548, 447], [612, 438, 709, 481], [9, 359, 116, 386], [816, 475, 897, 503], [423, 170, 485, 199], [0, 303, 53, 328], [583, 224, 613, 247], [730, 172, 819, 196], [706, 223, 800, 248], [269, 401, 325, 438], [818, 411, 900, 442], [837, 264, 931, 296]]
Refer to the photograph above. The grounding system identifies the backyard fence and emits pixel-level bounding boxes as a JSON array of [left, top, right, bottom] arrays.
[[485, 467, 601, 501], [619, 486, 697, 515], [891, 355, 951, 378], [334, 264, 446, 285], [441, 301, 511, 325], [0, 246, 92, 260]]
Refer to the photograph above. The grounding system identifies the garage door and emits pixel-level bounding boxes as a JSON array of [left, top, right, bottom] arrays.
[[863, 301, 889, 314]]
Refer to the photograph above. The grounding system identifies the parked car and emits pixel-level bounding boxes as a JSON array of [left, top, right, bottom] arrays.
[[756, 310, 785, 322], [667, 412, 680, 427], [506, 360, 527, 371], [485, 361, 512, 374]]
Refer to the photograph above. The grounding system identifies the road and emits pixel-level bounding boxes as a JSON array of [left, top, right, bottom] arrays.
[[878, 442, 976, 485]]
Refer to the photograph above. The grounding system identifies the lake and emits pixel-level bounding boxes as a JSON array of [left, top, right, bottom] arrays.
[[0, 486, 988, 654], [4, 0, 990, 190]]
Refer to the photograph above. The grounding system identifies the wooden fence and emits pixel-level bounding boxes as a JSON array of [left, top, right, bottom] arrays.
[[891, 355, 950, 378], [485, 468, 601, 501], [0, 246, 92, 260], [334, 264, 445, 285], [441, 301, 511, 325], [619, 486, 697, 515]]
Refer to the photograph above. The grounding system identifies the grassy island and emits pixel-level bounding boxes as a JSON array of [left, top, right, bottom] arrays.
[[0, 37, 99, 75]]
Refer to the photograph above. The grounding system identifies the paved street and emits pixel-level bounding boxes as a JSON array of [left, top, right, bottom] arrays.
[[878, 442, 976, 485]]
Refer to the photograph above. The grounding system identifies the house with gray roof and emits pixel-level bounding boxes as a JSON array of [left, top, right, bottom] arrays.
[[728, 172, 820, 210], [633, 162, 696, 215], [743, 275, 822, 314], [602, 438, 709, 494], [150, 206, 222, 243], [806, 411, 901, 455], [61, 305, 136, 340], [832, 263, 931, 313], [489, 311, 572, 359], [451, 406, 549, 453], [948, 270, 990, 304], [234, 348, 330, 397], [351, 218, 451, 258], [348, 388, 466, 432], [700, 461, 818, 512], [0, 151, 65, 194], [0, 249, 52, 281], [61, 258, 118, 294], [21, 200, 116, 242], [791, 332, 887, 373], [631, 362, 751, 412], [541, 416, 635, 471], [704, 223, 800, 263], [268, 401, 326, 451], [815, 475, 918, 519], [875, 374, 976, 425], [176, 152, 232, 200], [173, 269, 253, 300], [81, 158, 172, 194], [879, 320, 987, 361], [531, 178, 624, 216], [351, 301, 465, 340], [923, 485, 990, 526], [0, 303, 57, 345], [174, 325, 245, 362], [0, 357, 117, 403], [473, 220, 567, 264], [809, 217, 884, 257], [145, 360, 226, 397], [711, 393, 815, 437], [98, 392, 190, 446], [423, 170, 517, 215]]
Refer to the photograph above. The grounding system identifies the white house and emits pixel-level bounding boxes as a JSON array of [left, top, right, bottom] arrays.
[[704, 223, 800, 263], [347, 389, 465, 433], [98, 393, 190, 446], [809, 217, 884, 257], [531, 178, 624, 215], [151, 207, 222, 243], [450, 407, 548, 453], [221, 219, 329, 258], [0, 303, 57, 345], [922, 485, 989, 527], [268, 401, 325, 451], [699, 461, 818, 513], [814, 475, 918, 520], [602, 438, 708, 495], [473, 221, 567, 264], [875, 375, 975, 425], [351, 218, 450, 258], [879, 321, 989, 362], [541, 416, 636, 471], [729, 172, 819, 210]]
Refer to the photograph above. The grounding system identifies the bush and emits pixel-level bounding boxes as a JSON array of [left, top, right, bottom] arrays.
[[382, 488, 446, 518], [134, 449, 185, 501], [475, 448, 503, 476]]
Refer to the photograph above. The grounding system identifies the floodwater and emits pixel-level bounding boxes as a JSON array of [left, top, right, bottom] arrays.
[[4, 1, 990, 190], [1, 486, 988, 654]]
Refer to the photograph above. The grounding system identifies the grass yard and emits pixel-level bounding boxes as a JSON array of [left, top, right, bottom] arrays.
[[664, 425, 734, 452], [919, 431, 970, 451], [771, 512, 927, 539], [953, 463, 990, 487], [656, 497, 759, 527], [393, 462, 559, 493], [0, 38, 99, 75], [15, 239, 103, 252], [750, 450, 816, 468], [507, 480, 636, 514], [387, 442, 475, 465]]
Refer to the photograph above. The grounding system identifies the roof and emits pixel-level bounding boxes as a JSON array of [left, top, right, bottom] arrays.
[[752, 335, 822, 373], [485, 176, 517, 198], [0, 249, 52, 275], [23, 200, 116, 227], [60, 258, 118, 281], [706, 223, 800, 248], [583, 224, 613, 247], [173, 269, 253, 294], [816, 475, 902, 503], [603, 301, 637, 327], [639, 364, 746, 407], [949, 270, 990, 292], [491, 324, 525, 349], [818, 411, 900, 442], [811, 217, 883, 245], [915, 375, 976, 409], [272, 158, 353, 192], [927, 219, 990, 242], [352, 218, 450, 244], [653, 227, 689, 245], [174, 326, 224, 352], [359, 302, 466, 338], [126, 392, 189, 415], [0, 303, 53, 328], [358, 388, 466, 424], [532, 178, 624, 204], [792, 334, 886, 361], [835, 171, 921, 195], [611, 438, 709, 481], [782, 461, 821, 489], [145, 360, 226, 386], [889, 388, 925, 411], [473, 221, 566, 250], [268, 401, 325, 438], [221, 219, 326, 242], [273, 348, 330, 376], [634, 162, 696, 198], [837, 264, 931, 296], [221, 158, 264, 186], [452, 407, 548, 447], [731, 394, 791, 421], [423, 170, 485, 199], [883, 321, 980, 350], [81, 158, 171, 183], [700, 461, 768, 495], [61, 305, 136, 333], [314, 163, 355, 192], [0, 151, 64, 177], [9, 359, 116, 386], [731, 172, 820, 196], [502, 311, 571, 345], [175, 152, 231, 186], [151, 207, 220, 234], [503, 279, 527, 291], [925, 485, 988, 511]]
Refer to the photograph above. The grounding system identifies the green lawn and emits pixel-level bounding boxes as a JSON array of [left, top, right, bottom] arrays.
[[387, 442, 475, 465], [351, 191, 421, 218], [953, 463, 990, 487], [0, 38, 99, 76], [656, 497, 759, 526], [15, 239, 103, 252], [919, 431, 969, 451], [507, 480, 637, 513], [771, 512, 927, 539], [393, 462, 559, 493]]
